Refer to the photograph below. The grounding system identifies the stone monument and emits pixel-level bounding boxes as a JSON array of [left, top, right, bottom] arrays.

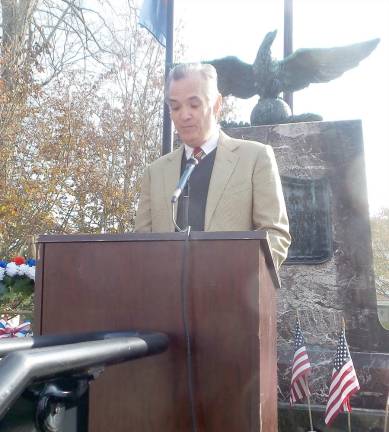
[[225, 120, 389, 431]]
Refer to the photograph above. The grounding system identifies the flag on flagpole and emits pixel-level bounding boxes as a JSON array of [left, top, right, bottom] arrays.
[[0, 319, 31, 338], [290, 319, 312, 405], [139, 0, 168, 47], [325, 328, 360, 425]]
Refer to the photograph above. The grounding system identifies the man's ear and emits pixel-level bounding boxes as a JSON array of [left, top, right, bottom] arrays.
[[213, 94, 223, 119]]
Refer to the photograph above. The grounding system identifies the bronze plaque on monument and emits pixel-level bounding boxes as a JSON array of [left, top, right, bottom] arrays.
[[282, 176, 332, 264]]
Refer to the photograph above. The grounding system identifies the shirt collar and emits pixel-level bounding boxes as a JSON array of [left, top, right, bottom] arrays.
[[184, 128, 220, 160]]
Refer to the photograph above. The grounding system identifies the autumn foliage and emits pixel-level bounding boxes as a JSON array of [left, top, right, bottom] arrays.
[[0, 1, 165, 258]]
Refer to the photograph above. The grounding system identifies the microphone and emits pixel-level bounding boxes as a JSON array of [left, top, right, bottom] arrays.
[[171, 157, 199, 203]]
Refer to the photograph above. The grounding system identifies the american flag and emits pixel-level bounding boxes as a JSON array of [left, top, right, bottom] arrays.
[[290, 319, 312, 405], [325, 328, 360, 425], [0, 319, 31, 338]]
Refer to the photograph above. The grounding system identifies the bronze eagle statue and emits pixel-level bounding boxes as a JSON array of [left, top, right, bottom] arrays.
[[206, 30, 380, 125]]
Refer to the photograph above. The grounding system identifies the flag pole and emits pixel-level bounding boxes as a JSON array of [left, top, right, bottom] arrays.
[[342, 317, 352, 432], [384, 391, 389, 432], [297, 311, 314, 432], [306, 386, 314, 431], [162, 0, 174, 156], [283, 0, 293, 112]]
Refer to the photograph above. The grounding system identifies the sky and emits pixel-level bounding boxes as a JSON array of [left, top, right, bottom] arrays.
[[172, 0, 389, 215]]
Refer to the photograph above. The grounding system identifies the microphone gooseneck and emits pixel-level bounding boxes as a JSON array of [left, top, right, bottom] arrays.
[[171, 157, 199, 204]]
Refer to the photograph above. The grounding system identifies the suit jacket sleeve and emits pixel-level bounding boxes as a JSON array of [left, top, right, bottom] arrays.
[[134, 166, 152, 232], [253, 145, 291, 270]]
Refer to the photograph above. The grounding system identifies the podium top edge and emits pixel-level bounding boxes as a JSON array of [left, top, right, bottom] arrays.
[[36, 231, 279, 288], [37, 231, 268, 243]]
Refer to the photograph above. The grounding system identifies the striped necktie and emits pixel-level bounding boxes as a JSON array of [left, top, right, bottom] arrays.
[[192, 146, 204, 161]]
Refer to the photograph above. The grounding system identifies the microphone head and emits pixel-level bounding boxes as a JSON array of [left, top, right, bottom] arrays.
[[188, 157, 199, 166]]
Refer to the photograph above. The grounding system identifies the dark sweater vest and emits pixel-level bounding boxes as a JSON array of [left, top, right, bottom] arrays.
[[176, 148, 217, 231]]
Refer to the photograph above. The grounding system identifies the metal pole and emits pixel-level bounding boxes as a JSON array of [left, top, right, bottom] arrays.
[[307, 388, 314, 431], [162, 0, 174, 155], [0, 334, 168, 420], [283, 0, 293, 112]]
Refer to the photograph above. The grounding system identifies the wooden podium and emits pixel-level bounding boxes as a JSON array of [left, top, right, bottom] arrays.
[[35, 231, 279, 431]]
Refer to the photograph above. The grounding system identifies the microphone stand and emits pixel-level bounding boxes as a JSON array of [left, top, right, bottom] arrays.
[[171, 160, 198, 431], [172, 201, 189, 233], [182, 183, 190, 231], [173, 191, 197, 432], [172, 161, 196, 232]]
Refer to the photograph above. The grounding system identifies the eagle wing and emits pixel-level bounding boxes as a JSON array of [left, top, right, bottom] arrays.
[[206, 56, 256, 99], [278, 38, 380, 92]]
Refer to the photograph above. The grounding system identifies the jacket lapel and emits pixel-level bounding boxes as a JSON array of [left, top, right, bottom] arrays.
[[163, 146, 184, 230], [205, 132, 240, 230]]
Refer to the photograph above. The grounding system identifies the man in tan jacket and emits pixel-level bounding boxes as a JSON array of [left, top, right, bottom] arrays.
[[135, 63, 290, 270]]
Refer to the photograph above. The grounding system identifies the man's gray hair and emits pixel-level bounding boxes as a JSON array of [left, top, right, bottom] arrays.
[[165, 62, 220, 103]]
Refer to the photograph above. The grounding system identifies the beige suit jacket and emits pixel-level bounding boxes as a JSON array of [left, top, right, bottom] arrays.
[[135, 131, 291, 269]]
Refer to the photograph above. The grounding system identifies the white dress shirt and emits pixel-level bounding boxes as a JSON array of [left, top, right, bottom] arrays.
[[184, 129, 220, 160]]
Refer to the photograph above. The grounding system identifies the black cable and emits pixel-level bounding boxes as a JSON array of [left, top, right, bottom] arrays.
[[180, 226, 197, 432]]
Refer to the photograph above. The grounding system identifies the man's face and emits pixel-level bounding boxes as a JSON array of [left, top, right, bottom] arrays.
[[168, 73, 221, 148]]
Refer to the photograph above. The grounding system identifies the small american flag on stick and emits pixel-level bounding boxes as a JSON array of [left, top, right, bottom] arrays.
[[325, 327, 360, 425], [0, 319, 31, 338], [290, 318, 312, 405]]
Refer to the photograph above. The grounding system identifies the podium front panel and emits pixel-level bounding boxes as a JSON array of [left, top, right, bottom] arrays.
[[36, 232, 277, 431]]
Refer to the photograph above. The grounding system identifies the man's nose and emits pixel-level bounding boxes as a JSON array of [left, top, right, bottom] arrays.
[[180, 106, 192, 120]]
